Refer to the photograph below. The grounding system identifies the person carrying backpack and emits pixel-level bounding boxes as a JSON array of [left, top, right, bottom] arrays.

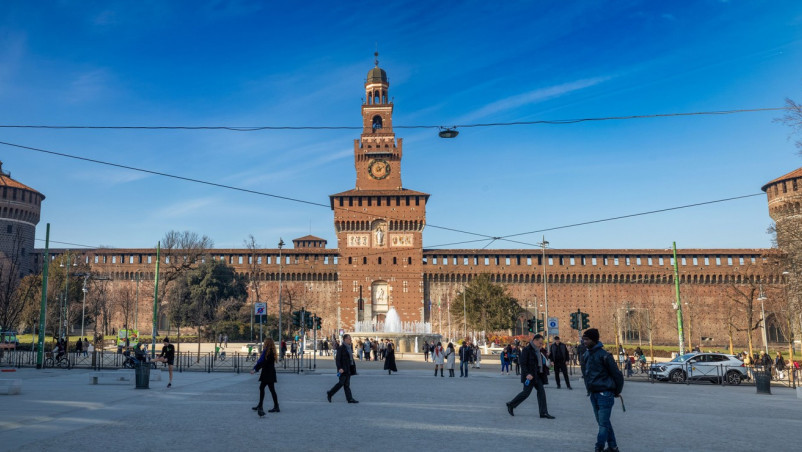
[[582, 328, 624, 452]]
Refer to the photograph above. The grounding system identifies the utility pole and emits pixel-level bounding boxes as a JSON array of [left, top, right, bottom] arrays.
[[539, 236, 550, 344]]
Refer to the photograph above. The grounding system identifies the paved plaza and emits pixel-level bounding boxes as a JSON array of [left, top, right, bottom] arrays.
[[2, 354, 802, 451]]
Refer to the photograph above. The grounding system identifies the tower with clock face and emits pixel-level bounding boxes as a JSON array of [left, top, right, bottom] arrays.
[[330, 55, 429, 332]]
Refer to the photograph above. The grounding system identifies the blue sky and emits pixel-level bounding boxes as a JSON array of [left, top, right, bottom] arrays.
[[1, 0, 801, 252]]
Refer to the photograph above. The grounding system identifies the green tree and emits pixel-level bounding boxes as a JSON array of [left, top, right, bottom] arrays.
[[170, 260, 247, 357], [449, 274, 523, 334]]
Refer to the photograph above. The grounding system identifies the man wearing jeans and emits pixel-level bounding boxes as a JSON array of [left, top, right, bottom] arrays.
[[582, 328, 624, 452], [458, 339, 472, 377]]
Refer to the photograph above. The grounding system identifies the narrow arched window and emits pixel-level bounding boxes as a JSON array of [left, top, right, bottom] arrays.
[[372, 115, 383, 130]]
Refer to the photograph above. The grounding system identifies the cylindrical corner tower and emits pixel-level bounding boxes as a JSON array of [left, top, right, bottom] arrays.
[[0, 161, 45, 276], [762, 167, 802, 249]]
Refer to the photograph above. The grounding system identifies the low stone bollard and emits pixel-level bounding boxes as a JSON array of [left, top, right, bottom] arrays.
[[0, 379, 22, 395]]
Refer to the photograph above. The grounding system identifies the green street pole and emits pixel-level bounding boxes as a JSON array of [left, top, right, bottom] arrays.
[[36, 224, 51, 369], [672, 242, 685, 355], [152, 241, 161, 358]]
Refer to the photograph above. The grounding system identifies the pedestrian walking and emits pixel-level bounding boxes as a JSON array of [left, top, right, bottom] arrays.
[[775, 352, 786, 380], [512, 343, 521, 376], [250, 337, 279, 417], [384, 340, 398, 375], [280, 339, 287, 361], [458, 340, 472, 377], [474, 344, 481, 368], [423, 340, 430, 362], [327, 334, 358, 403], [581, 328, 624, 452], [153, 337, 176, 388], [363, 338, 372, 362], [445, 343, 456, 377], [433, 342, 445, 377], [505, 334, 554, 419], [548, 336, 572, 389], [75, 337, 83, 358], [224, 334, 228, 348], [501, 344, 512, 375]]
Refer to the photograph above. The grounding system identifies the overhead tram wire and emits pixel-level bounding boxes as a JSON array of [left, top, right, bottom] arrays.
[[0, 107, 786, 133], [495, 193, 765, 241], [15, 136, 767, 253], [0, 139, 494, 241]]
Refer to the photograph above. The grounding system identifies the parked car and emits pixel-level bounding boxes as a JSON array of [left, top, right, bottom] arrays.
[[649, 352, 749, 385]]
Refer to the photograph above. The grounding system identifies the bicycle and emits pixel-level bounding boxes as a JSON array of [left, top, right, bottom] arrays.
[[44, 352, 71, 369]]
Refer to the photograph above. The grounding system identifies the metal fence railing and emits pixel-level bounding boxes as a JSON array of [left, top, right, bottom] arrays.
[[0, 349, 308, 374]]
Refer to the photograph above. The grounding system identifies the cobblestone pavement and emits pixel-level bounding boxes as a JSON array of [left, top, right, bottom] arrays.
[[1, 356, 801, 451]]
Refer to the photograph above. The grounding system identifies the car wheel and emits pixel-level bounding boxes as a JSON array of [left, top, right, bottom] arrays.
[[726, 370, 742, 385], [669, 369, 686, 383]]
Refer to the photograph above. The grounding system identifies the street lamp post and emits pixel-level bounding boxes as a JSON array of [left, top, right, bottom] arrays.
[[74, 272, 111, 340], [59, 251, 76, 340], [277, 238, 284, 343], [134, 272, 140, 333], [538, 237, 550, 343], [757, 284, 769, 355], [463, 287, 467, 339]]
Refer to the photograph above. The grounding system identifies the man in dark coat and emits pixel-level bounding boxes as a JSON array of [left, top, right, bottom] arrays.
[[505, 334, 554, 419], [548, 336, 572, 389], [458, 339, 472, 377], [327, 334, 358, 403], [384, 340, 397, 374], [582, 328, 624, 452]]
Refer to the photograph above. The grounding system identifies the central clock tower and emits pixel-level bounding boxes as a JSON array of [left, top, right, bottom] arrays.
[[330, 55, 428, 331]]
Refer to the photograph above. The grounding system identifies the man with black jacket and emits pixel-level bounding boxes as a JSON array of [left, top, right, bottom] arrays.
[[505, 334, 554, 419], [458, 339, 472, 377], [327, 334, 359, 404], [548, 336, 572, 389], [582, 328, 624, 452]]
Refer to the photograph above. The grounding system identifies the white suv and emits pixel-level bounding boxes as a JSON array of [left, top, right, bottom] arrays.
[[649, 352, 749, 385]]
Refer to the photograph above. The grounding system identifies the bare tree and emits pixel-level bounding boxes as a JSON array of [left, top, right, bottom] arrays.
[[157, 230, 213, 334], [725, 264, 763, 356], [110, 282, 137, 332], [0, 230, 37, 330], [775, 97, 802, 156]]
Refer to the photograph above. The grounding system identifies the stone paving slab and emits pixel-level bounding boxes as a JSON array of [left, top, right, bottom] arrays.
[[1, 359, 801, 452]]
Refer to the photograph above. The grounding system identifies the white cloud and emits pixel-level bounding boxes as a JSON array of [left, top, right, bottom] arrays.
[[456, 76, 614, 123], [153, 197, 218, 218], [63, 69, 113, 104]]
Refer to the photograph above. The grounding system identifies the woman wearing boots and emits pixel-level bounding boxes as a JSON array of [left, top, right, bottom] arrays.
[[250, 337, 279, 417], [445, 343, 456, 377], [384, 340, 398, 375], [433, 342, 445, 377]]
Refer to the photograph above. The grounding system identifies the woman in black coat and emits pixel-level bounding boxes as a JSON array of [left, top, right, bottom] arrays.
[[250, 337, 279, 417], [384, 340, 398, 375]]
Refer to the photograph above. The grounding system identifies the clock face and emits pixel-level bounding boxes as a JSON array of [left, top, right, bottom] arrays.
[[368, 159, 391, 180]]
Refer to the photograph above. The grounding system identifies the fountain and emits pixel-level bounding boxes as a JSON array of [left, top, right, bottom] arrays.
[[349, 306, 441, 353], [384, 307, 402, 333]]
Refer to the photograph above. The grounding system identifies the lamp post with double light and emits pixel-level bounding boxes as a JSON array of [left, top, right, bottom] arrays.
[[74, 272, 111, 339]]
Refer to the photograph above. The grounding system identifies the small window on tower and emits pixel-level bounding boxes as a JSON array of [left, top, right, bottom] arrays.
[[372, 115, 383, 130]]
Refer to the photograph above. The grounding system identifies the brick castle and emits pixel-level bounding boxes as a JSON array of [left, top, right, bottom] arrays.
[[15, 60, 801, 348]]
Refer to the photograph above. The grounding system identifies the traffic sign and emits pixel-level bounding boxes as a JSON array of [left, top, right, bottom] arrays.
[[547, 317, 558, 335], [254, 303, 266, 315]]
